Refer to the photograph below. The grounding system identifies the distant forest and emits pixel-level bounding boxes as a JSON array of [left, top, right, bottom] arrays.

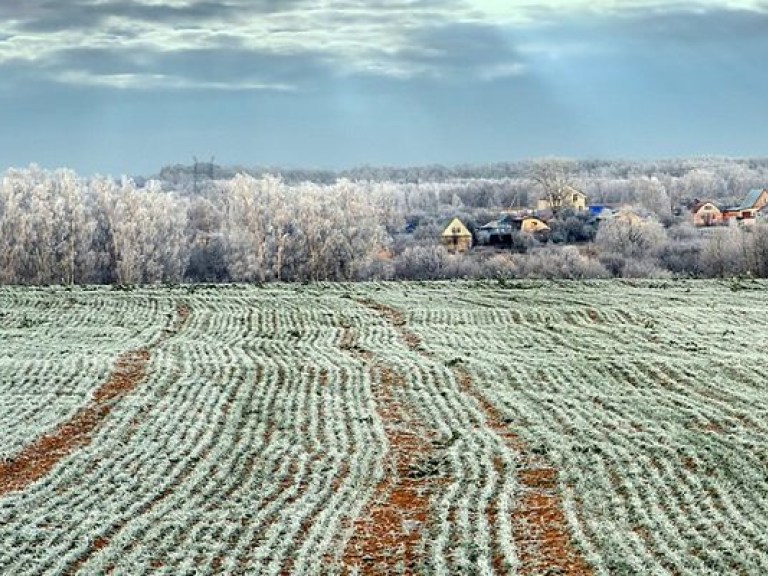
[[1, 157, 768, 285], [153, 156, 768, 188]]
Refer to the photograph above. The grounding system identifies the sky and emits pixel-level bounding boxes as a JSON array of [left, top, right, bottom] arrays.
[[1, 0, 767, 176]]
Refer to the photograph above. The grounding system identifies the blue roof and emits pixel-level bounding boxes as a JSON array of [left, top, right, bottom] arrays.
[[736, 189, 764, 211]]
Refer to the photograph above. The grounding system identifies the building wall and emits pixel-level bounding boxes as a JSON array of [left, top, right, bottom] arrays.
[[441, 235, 472, 253], [536, 192, 587, 212], [754, 190, 768, 211], [692, 204, 722, 226], [569, 193, 587, 211]]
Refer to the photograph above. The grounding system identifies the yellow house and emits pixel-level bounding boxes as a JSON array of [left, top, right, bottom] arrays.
[[536, 185, 588, 212], [440, 217, 472, 253], [520, 217, 550, 234]]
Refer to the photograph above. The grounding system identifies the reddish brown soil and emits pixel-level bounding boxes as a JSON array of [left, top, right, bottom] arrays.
[[0, 348, 150, 496], [356, 298, 424, 352], [340, 365, 441, 575], [337, 312, 442, 575], [66, 305, 190, 574], [455, 365, 593, 576], [357, 298, 592, 576], [1, 303, 190, 575], [0, 304, 190, 498]]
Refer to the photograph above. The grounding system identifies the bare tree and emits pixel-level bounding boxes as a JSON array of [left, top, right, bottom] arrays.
[[527, 158, 577, 212], [699, 227, 746, 278], [0, 167, 93, 284], [596, 218, 668, 259]]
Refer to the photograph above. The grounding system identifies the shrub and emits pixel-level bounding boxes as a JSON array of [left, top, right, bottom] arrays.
[[514, 246, 610, 279]]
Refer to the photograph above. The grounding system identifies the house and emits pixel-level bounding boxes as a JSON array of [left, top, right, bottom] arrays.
[[519, 216, 550, 234], [722, 188, 768, 224], [440, 217, 473, 253], [536, 185, 588, 212], [690, 201, 722, 227], [612, 208, 645, 226], [740, 188, 768, 214], [476, 214, 549, 246]]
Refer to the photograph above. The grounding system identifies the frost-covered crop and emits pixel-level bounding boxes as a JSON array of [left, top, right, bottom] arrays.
[[1, 280, 767, 575]]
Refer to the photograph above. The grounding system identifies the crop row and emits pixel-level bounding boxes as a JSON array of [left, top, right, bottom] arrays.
[[368, 279, 768, 575], [0, 287, 173, 457], [0, 290, 388, 574], [2, 280, 767, 574]]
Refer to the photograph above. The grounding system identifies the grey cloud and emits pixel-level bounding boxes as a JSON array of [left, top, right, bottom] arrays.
[[617, 7, 768, 43], [2, 0, 513, 88], [149, 48, 334, 86], [532, 4, 768, 46], [7, 0, 766, 92], [9, 0, 305, 33], [392, 22, 523, 79], [17, 45, 334, 90]]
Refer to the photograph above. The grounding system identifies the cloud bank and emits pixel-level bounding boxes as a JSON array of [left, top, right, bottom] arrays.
[[2, 0, 764, 91]]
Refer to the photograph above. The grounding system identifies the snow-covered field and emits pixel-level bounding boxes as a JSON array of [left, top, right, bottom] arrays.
[[2, 280, 767, 575]]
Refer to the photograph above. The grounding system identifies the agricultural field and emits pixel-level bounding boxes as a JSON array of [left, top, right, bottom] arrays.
[[2, 279, 768, 575]]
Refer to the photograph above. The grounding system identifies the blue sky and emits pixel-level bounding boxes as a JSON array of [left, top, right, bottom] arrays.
[[1, 0, 767, 176]]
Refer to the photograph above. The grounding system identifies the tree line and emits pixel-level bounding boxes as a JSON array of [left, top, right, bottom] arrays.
[[1, 162, 767, 285]]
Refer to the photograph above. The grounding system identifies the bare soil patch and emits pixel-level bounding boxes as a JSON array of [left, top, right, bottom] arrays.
[[455, 365, 592, 576], [340, 365, 442, 575], [0, 304, 189, 501], [338, 311, 442, 575], [356, 297, 592, 575]]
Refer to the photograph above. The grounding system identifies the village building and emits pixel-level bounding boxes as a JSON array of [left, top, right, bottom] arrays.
[[722, 188, 768, 224], [536, 186, 588, 212], [690, 201, 723, 227], [440, 217, 473, 253], [476, 214, 549, 246]]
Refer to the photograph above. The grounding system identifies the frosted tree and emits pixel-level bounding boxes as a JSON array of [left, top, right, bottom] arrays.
[[218, 173, 275, 282], [699, 227, 746, 277], [0, 169, 30, 282], [527, 157, 578, 212], [596, 218, 667, 260], [90, 177, 189, 284], [49, 170, 93, 284], [596, 217, 668, 276], [186, 196, 226, 281], [634, 177, 672, 222], [292, 186, 337, 281], [0, 167, 93, 284]]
